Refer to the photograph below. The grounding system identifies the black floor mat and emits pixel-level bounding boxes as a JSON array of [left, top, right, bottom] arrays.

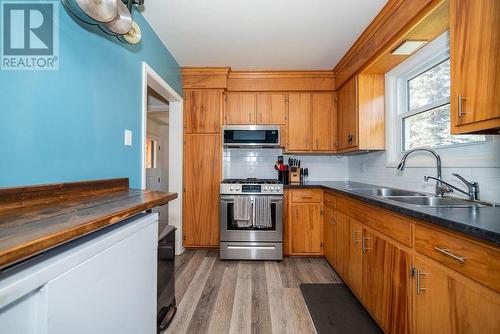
[[300, 283, 383, 334]]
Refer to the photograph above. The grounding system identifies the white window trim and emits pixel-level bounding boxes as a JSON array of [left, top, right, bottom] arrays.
[[385, 32, 500, 168]]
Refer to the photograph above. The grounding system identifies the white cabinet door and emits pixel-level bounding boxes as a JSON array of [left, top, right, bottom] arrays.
[[0, 214, 158, 334], [45, 221, 157, 334]]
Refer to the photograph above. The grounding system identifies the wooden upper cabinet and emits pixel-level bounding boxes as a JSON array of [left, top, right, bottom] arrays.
[[337, 77, 358, 151], [225, 92, 256, 124], [414, 254, 500, 334], [184, 89, 222, 134], [337, 74, 385, 153], [362, 229, 411, 334], [312, 93, 336, 151], [450, 0, 500, 134], [183, 134, 221, 247], [288, 93, 312, 151], [256, 93, 287, 125]]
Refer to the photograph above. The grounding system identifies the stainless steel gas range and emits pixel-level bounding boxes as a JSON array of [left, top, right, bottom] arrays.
[[220, 178, 283, 260]]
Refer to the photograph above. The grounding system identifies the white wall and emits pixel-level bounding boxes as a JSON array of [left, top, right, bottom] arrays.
[[348, 151, 500, 203], [223, 148, 348, 181]]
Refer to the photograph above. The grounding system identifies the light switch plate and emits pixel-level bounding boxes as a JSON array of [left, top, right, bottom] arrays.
[[124, 130, 132, 146]]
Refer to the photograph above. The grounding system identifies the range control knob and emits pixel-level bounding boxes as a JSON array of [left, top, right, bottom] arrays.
[[230, 186, 235, 191], [263, 186, 268, 191], [236, 186, 240, 191]]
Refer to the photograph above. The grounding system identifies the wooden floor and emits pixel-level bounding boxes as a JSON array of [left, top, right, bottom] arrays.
[[164, 250, 343, 334]]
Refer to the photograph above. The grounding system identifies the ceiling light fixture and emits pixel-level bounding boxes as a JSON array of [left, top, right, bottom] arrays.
[[391, 40, 428, 55]]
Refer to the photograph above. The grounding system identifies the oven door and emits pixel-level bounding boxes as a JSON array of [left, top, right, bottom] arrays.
[[223, 125, 280, 147], [220, 195, 283, 242]]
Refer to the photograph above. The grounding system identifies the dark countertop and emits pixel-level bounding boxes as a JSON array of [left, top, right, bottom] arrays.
[[0, 179, 177, 269], [286, 181, 500, 246]]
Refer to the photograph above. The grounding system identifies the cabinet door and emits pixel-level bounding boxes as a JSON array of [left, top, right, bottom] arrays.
[[334, 211, 350, 277], [291, 203, 322, 254], [288, 93, 312, 151], [225, 92, 256, 124], [450, 0, 500, 133], [256, 93, 287, 125], [362, 229, 411, 334], [184, 90, 222, 133], [323, 204, 336, 267], [337, 77, 358, 150], [312, 93, 335, 151], [414, 255, 500, 334], [345, 218, 363, 297], [183, 134, 220, 247]]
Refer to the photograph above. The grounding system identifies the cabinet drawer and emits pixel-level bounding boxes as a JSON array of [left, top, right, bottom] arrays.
[[324, 192, 336, 207], [291, 189, 322, 203], [336, 196, 412, 246], [415, 223, 500, 292]]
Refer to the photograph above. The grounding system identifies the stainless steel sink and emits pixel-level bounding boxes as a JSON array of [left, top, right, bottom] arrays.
[[348, 188, 427, 197], [347, 187, 497, 207], [384, 196, 496, 208]]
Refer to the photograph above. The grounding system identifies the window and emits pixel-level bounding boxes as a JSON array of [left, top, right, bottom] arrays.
[[400, 58, 484, 151], [385, 32, 499, 168]]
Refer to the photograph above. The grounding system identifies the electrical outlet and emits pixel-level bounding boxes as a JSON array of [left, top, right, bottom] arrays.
[[124, 130, 132, 146]]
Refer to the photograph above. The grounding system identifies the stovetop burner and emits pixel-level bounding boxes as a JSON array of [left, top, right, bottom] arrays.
[[222, 178, 281, 184]]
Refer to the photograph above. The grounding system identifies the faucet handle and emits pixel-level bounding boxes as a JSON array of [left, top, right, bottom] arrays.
[[452, 173, 476, 187]]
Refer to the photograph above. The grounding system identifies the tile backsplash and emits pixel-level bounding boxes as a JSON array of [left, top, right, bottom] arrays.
[[348, 151, 500, 203], [223, 148, 348, 181]]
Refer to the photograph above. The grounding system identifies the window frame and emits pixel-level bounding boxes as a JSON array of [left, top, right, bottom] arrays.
[[385, 31, 499, 168]]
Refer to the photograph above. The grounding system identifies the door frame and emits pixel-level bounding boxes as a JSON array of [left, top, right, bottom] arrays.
[[140, 62, 184, 255]]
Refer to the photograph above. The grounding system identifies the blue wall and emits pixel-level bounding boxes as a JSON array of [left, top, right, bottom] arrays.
[[0, 1, 181, 188]]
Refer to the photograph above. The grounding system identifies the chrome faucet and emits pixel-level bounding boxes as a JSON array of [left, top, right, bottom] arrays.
[[397, 148, 448, 197], [424, 174, 480, 201]]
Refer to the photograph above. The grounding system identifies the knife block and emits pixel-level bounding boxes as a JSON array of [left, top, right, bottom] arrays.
[[289, 167, 301, 184]]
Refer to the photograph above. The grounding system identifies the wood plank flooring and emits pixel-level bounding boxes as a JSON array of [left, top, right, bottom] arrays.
[[164, 250, 343, 334]]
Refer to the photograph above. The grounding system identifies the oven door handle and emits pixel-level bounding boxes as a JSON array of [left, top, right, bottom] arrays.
[[227, 245, 277, 250], [220, 195, 283, 202]]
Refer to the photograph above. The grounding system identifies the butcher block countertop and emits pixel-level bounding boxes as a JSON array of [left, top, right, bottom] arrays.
[[0, 178, 177, 270]]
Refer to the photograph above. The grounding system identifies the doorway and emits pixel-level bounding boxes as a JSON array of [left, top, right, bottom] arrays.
[[141, 62, 184, 255], [146, 88, 169, 224]]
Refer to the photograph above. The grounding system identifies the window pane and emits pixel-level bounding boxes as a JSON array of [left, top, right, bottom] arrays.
[[408, 59, 450, 110], [403, 104, 484, 150]]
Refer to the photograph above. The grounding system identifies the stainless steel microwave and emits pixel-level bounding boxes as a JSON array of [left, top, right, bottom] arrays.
[[223, 125, 280, 148]]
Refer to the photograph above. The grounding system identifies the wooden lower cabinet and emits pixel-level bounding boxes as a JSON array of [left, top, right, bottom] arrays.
[[345, 218, 363, 298], [362, 229, 411, 334], [183, 134, 220, 247], [323, 203, 336, 266], [413, 254, 500, 334], [290, 192, 500, 334], [290, 203, 322, 255], [334, 211, 350, 278]]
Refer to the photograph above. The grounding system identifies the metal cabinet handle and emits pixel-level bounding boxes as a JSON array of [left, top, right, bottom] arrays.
[[301, 196, 313, 199], [361, 235, 370, 253], [458, 95, 467, 117], [434, 247, 467, 264], [416, 269, 430, 295], [347, 134, 353, 143], [249, 112, 252, 122]]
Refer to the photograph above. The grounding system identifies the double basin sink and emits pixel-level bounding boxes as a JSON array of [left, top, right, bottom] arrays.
[[347, 187, 496, 208]]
